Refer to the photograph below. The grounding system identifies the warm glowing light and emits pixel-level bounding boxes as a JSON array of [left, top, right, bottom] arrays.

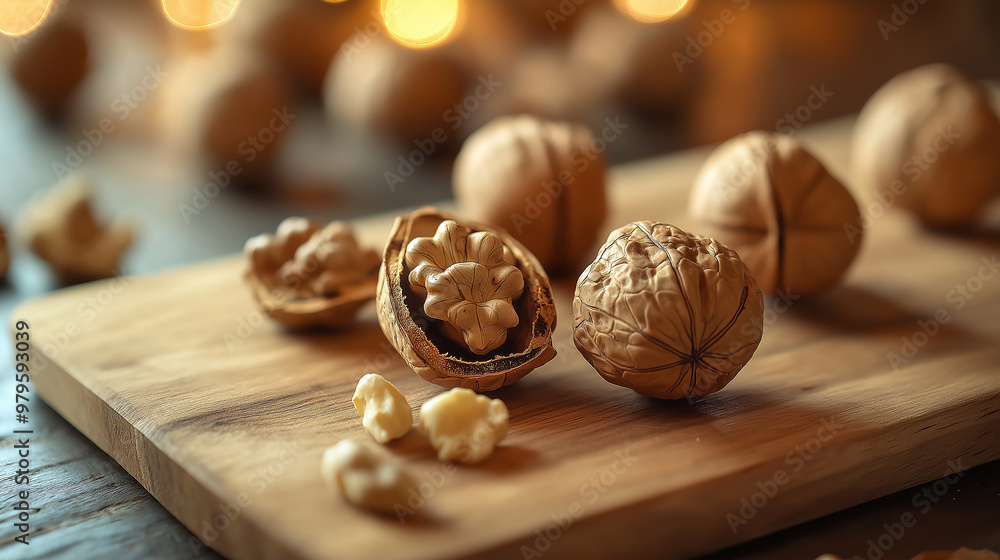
[[162, 0, 240, 30], [616, 0, 691, 23], [381, 0, 459, 49], [0, 0, 52, 37]]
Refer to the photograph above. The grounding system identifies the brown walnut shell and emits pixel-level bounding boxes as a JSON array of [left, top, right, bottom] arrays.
[[377, 207, 557, 391], [573, 222, 764, 399], [852, 63, 1000, 228], [689, 131, 862, 297], [244, 218, 379, 330]]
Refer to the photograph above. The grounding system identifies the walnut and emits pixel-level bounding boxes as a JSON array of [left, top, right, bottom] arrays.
[[10, 15, 90, 118], [352, 373, 413, 444], [453, 115, 608, 276], [244, 218, 380, 329], [18, 175, 134, 285], [418, 388, 509, 464], [0, 222, 9, 280], [689, 131, 862, 297], [573, 222, 764, 399], [852, 64, 1000, 228], [320, 439, 417, 514], [377, 207, 556, 391]]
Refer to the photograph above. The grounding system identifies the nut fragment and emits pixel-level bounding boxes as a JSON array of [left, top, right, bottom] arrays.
[[377, 207, 557, 391], [244, 218, 380, 329], [453, 115, 608, 276], [418, 388, 509, 464], [352, 373, 413, 444], [18, 175, 134, 285], [689, 131, 862, 297], [852, 64, 1000, 228], [0, 222, 9, 280], [573, 222, 764, 399], [320, 440, 417, 514]]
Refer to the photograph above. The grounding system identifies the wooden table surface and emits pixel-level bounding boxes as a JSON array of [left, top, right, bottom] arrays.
[[2, 78, 1000, 560]]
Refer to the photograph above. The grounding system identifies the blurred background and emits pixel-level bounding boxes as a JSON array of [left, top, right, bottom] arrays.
[[0, 0, 998, 279]]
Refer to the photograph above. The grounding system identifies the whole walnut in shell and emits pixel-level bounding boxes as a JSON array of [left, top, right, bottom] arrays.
[[454, 115, 608, 276], [573, 222, 764, 399], [245, 218, 380, 329], [377, 207, 556, 391], [689, 131, 862, 297], [18, 175, 134, 285], [852, 64, 1000, 228]]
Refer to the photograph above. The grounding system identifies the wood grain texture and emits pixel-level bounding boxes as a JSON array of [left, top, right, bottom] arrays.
[[10, 118, 1000, 560]]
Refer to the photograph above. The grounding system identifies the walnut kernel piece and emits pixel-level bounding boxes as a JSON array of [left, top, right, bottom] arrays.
[[244, 218, 380, 329], [0, 222, 9, 280], [852, 64, 1000, 228], [574, 222, 764, 399], [418, 388, 509, 464], [453, 115, 608, 276], [377, 207, 557, 391], [352, 373, 413, 444], [689, 131, 862, 297], [320, 440, 417, 514], [405, 220, 525, 355], [18, 175, 134, 285]]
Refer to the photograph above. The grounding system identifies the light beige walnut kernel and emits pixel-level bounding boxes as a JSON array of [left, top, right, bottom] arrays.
[[244, 218, 380, 329], [352, 373, 413, 444], [418, 388, 509, 464], [18, 175, 134, 285], [320, 440, 417, 514]]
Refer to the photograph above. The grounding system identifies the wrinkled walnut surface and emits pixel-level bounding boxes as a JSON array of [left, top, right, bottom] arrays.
[[573, 222, 764, 399], [852, 64, 1000, 228], [690, 131, 862, 297], [244, 218, 379, 329], [18, 175, 134, 285], [377, 207, 556, 391], [454, 114, 608, 276]]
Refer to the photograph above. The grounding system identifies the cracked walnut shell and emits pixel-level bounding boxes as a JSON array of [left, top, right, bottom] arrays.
[[573, 222, 764, 399], [18, 175, 134, 285], [244, 218, 380, 329], [377, 207, 556, 391], [689, 131, 862, 297]]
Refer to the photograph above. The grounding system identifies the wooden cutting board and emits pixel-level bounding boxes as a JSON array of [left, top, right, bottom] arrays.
[[15, 119, 1000, 560]]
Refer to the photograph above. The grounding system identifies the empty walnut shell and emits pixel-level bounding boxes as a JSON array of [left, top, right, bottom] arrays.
[[689, 131, 862, 297], [377, 207, 557, 391], [852, 64, 1000, 228], [573, 222, 764, 399], [244, 218, 380, 329], [453, 115, 608, 276]]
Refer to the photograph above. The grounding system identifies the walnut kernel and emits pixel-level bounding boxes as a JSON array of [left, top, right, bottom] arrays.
[[320, 440, 416, 514], [352, 373, 413, 444], [418, 388, 509, 464]]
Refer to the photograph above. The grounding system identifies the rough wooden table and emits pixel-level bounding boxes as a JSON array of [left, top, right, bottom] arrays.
[[1, 77, 999, 560]]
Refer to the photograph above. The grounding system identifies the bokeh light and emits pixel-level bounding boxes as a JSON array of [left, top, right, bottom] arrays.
[[381, 0, 460, 49], [615, 0, 692, 23], [0, 0, 52, 37], [162, 0, 240, 30]]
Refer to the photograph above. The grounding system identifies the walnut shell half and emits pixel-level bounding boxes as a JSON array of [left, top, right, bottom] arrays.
[[377, 207, 557, 391], [244, 218, 379, 329], [573, 222, 764, 399]]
